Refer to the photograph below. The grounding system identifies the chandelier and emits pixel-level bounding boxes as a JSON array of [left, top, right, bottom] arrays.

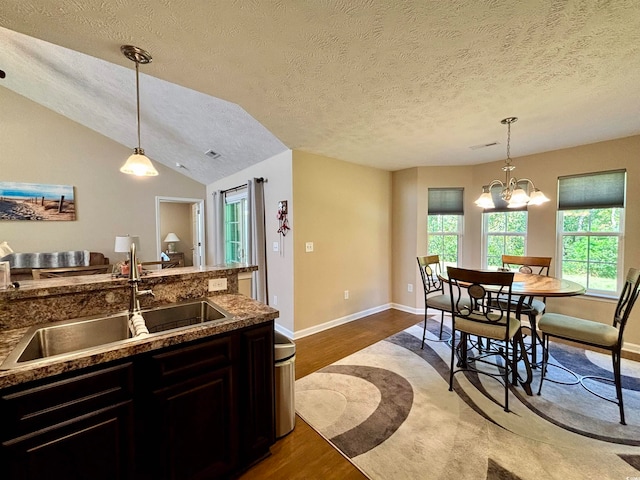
[[119, 45, 159, 177], [474, 117, 549, 209]]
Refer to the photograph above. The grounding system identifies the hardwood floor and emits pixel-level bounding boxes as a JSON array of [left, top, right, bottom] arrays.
[[239, 308, 422, 479]]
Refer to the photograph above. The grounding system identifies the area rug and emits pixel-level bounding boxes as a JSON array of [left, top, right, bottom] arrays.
[[295, 316, 640, 480]]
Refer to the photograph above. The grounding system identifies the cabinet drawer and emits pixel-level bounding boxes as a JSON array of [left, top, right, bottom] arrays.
[[147, 335, 235, 385], [0, 362, 133, 439]]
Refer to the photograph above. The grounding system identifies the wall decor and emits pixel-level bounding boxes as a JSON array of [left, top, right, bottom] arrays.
[[0, 182, 76, 221]]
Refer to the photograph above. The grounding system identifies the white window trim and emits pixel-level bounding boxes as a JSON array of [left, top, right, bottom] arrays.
[[555, 209, 625, 296], [481, 211, 528, 269], [427, 214, 464, 268]]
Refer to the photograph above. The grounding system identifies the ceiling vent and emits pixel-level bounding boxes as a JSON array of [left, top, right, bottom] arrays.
[[469, 141, 499, 150], [205, 149, 221, 159]]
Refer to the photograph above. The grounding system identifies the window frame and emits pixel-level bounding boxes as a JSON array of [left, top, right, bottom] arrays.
[[224, 189, 249, 264], [427, 213, 464, 269], [555, 170, 626, 296], [556, 208, 625, 296], [481, 210, 528, 269]]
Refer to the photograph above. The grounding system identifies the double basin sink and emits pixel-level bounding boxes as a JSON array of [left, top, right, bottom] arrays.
[[1, 299, 233, 370]]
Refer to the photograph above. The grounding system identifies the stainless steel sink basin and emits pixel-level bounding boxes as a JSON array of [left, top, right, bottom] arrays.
[[1, 299, 233, 369]]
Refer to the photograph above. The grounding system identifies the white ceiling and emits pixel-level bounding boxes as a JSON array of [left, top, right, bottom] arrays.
[[1, 0, 639, 185]]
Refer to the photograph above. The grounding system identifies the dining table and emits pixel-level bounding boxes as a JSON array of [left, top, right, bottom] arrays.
[[438, 270, 586, 395]]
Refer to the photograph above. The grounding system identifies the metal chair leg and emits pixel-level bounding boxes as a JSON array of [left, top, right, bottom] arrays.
[[537, 334, 549, 396], [613, 351, 626, 425]]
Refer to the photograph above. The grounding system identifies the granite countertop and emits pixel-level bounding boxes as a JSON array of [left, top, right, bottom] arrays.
[[0, 293, 278, 389], [0, 264, 257, 301]]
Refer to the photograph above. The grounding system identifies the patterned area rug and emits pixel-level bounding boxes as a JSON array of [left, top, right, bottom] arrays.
[[295, 316, 640, 480]]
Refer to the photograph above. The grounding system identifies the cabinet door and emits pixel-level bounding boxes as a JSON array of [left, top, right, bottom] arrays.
[[2, 401, 134, 480], [148, 367, 238, 480], [240, 322, 275, 465]]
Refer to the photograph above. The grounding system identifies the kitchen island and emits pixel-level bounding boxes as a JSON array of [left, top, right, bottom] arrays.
[[0, 265, 278, 479]]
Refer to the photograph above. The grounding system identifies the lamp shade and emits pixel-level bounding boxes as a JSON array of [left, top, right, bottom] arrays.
[[0, 241, 13, 258], [163, 233, 181, 243], [115, 235, 140, 253], [120, 152, 159, 177]]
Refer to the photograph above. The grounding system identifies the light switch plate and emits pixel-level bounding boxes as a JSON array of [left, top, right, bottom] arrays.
[[208, 278, 228, 292], [273, 241, 279, 252]]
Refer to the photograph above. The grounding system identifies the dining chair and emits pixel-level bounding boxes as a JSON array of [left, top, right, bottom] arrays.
[[32, 264, 112, 279], [537, 267, 640, 425], [447, 267, 528, 412], [500, 255, 552, 365], [417, 255, 452, 347]]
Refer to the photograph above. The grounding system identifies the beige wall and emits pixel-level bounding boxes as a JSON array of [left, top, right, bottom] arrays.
[[392, 135, 640, 348], [0, 88, 206, 263], [159, 202, 192, 265], [206, 150, 294, 334], [293, 151, 392, 334]]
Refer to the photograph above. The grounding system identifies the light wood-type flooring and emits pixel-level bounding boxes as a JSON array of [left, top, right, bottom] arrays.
[[239, 308, 422, 479]]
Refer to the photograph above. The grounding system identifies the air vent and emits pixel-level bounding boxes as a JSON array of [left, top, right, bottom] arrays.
[[205, 149, 221, 159], [469, 141, 499, 150]]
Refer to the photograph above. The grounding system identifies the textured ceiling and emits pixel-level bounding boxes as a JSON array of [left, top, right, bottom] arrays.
[[1, 1, 640, 185]]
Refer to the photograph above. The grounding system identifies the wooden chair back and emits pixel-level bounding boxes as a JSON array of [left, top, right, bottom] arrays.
[[141, 260, 182, 270], [501, 255, 551, 275], [32, 264, 112, 279], [417, 255, 444, 295], [447, 267, 515, 330]]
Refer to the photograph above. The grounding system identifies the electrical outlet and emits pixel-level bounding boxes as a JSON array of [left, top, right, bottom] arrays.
[[273, 295, 278, 306], [344, 290, 349, 299], [305, 242, 314, 252], [408, 283, 413, 293], [273, 241, 279, 252], [208, 278, 227, 292]]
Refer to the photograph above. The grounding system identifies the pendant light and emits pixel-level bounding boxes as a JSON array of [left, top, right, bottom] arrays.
[[475, 117, 549, 208], [120, 45, 158, 177]]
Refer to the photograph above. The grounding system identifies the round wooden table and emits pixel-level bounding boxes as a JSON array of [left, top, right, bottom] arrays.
[[438, 270, 586, 394], [509, 272, 585, 298]]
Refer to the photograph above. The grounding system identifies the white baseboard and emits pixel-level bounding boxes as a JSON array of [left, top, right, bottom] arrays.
[[291, 303, 393, 340], [390, 303, 421, 315], [623, 342, 640, 357], [274, 323, 294, 339]]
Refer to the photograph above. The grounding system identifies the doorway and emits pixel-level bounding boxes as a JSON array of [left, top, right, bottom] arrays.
[[155, 196, 206, 267]]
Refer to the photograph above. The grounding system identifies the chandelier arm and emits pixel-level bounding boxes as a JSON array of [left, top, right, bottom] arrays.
[[517, 178, 536, 189]]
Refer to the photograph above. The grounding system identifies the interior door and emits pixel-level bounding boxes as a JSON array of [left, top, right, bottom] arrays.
[[191, 203, 203, 267]]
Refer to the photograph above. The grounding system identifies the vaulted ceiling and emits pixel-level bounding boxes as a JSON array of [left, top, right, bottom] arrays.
[[1, 1, 639, 185]]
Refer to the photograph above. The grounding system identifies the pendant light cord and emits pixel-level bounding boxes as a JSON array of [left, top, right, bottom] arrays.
[[135, 60, 142, 151]]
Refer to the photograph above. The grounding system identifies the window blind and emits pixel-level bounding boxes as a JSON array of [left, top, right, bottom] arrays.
[[428, 188, 464, 215], [558, 169, 626, 210]]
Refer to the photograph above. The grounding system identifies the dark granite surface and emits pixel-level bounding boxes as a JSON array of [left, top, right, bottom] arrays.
[[0, 293, 278, 389], [0, 265, 256, 330], [0, 265, 277, 390]]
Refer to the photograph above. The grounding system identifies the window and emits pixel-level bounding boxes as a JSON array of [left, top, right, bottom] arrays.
[[224, 189, 248, 263], [483, 211, 527, 269], [557, 170, 626, 294], [427, 188, 463, 268]]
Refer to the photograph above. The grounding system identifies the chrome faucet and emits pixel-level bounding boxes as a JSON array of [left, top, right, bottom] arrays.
[[128, 242, 154, 313]]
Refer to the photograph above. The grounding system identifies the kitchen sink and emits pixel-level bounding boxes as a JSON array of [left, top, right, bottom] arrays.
[[0, 299, 233, 369]]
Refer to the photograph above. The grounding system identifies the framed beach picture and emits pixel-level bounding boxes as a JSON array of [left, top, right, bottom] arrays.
[[0, 182, 76, 221]]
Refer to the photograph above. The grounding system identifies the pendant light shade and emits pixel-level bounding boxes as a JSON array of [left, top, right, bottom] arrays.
[[120, 45, 158, 177], [120, 148, 158, 176]]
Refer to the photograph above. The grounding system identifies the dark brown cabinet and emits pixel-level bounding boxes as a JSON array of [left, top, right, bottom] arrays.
[[0, 363, 135, 480], [138, 335, 239, 480], [239, 323, 275, 466], [0, 321, 275, 480]]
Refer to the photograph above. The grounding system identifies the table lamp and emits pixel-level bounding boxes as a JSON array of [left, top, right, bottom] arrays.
[[163, 233, 180, 253], [114, 235, 140, 261]]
